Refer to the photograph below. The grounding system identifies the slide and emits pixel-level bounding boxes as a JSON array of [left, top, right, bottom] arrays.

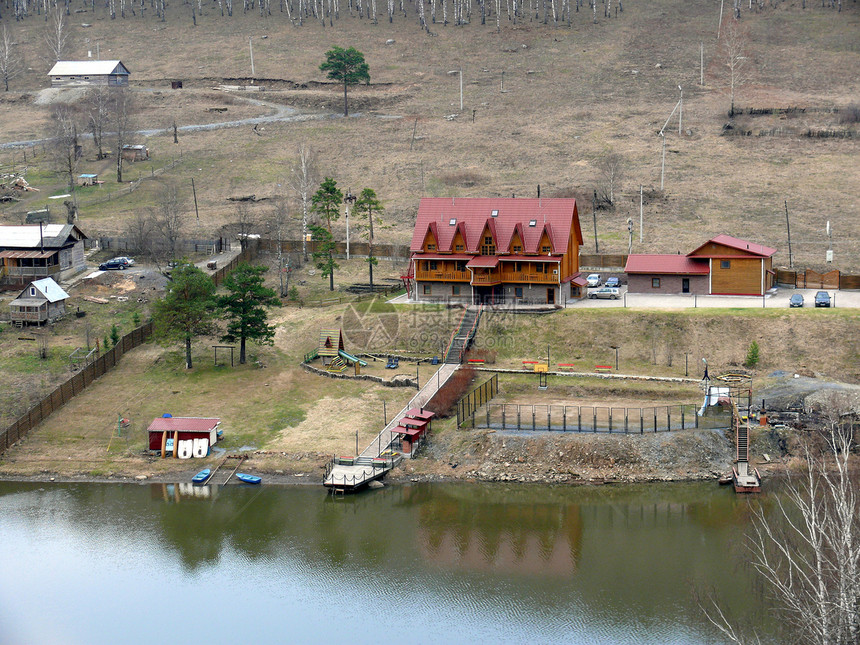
[[338, 350, 368, 367]]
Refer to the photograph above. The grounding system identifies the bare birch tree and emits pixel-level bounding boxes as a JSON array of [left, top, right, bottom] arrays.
[[151, 183, 186, 269], [111, 87, 134, 182], [701, 394, 860, 645], [86, 86, 111, 159], [719, 19, 749, 117], [0, 25, 23, 92], [288, 142, 318, 261], [51, 105, 81, 197], [596, 151, 626, 208], [44, 9, 69, 62]]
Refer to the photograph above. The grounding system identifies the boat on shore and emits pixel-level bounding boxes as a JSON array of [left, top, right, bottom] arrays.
[[236, 473, 261, 485], [192, 468, 211, 485]]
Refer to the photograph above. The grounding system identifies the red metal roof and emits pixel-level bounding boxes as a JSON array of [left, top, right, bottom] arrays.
[[147, 417, 220, 433], [410, 198, 581, 255], [687, 235, 776, 258], [466, 256, 500, 268], [413, 253, 473, 261], [625, 255, 710, 275], [0, 250, 56, 259], [405, 408, 435, 420], [569, 274, 588, 286], [401, 417, 428, 428], [394, 425, 421, 438], [499, 255, 561, 263]]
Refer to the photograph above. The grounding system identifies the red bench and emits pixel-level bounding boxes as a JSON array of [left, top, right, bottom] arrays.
[[595, 365, 612, 373], [467, 358, 485, 364], [557, 363, 575, 370]]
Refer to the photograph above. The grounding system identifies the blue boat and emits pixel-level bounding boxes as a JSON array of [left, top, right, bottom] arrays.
[[192, 468, 211, 484], [235, 473, 261, 485]]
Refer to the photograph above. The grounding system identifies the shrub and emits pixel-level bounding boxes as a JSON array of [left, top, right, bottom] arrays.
[[745, 340, 760, 368], [110, 324, 120, 348], [424, 367, 477, 418]]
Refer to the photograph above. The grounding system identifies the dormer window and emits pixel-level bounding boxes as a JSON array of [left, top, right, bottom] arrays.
[[427, 244, 436, 251], [491, 210, 499, 217], [513, 245, 522, 254], [481, 235, 496, 256], [29, 287, 36, 296], [449, 218, 457, 226], [528, 220, 537, 227], [542, 245, 551, 254]]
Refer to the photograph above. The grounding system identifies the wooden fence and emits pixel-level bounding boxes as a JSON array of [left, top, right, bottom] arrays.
[[461, 402, 731, 433], [579, 253, 629, 269], [0, 322, 154, 455], [775, 268, 853, 290], [456, 374, 499, 427]]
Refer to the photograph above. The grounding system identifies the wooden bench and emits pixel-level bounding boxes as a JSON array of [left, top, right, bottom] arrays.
[[522, 360, 538, 365], [467, 358, 485, 364], [557, 363, 575, 371], [594, 365, 612, 373]]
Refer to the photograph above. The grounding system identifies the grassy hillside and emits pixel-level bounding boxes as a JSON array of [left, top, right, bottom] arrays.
[[0, 0, 857, 270]]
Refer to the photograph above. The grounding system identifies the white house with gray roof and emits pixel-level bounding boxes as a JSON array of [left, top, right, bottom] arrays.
[[48, 60, 130, 87]]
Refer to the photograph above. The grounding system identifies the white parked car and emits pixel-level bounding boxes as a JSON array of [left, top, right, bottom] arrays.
[[586, 273, 601, 287], [112, 256, 135, 267]]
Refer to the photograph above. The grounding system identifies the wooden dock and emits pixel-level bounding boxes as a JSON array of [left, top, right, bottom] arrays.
[[323, 454, 403, 493]]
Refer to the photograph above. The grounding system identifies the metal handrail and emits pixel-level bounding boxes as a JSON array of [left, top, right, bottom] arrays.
[[458, 306, 483, 363]]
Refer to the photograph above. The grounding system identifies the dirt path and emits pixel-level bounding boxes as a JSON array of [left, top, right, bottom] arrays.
[[0, 90, 398, 149]]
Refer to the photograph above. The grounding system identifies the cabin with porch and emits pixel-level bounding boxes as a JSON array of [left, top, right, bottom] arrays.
[[8, 277, 69, 325], [625, 235, 777, 296], [0, 224, 88, 290], [407, 198, 583, 305]]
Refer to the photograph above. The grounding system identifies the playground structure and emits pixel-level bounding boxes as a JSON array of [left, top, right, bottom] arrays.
[[316, 329, 368, 374]]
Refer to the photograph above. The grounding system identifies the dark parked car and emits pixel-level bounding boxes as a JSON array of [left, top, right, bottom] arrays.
[[814, 291, 831, 307], [99, 258, 128, 271], [789, 294, 804, 308], [605, 277, 620, 288]]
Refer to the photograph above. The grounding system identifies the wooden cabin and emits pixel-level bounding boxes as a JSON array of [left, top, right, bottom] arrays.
[[0, 224, 88, 290], [121, 145, 150, 162], [407, 198, 583, 305], [8, 277, 69, 325], [48, 60, 130, 87], [625, 235, 777, 296]]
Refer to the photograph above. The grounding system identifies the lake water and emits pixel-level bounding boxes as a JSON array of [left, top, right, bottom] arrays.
[[0, 480, 779, 644]]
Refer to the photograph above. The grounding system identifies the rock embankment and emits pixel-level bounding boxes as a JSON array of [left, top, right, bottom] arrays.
[[399, 427, 736, 484]]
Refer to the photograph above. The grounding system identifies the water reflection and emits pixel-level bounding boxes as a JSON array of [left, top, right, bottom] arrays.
[[0, 481, 780, 644]]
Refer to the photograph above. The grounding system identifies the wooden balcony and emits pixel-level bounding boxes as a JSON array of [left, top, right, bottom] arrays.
[[500, 270, 558, 284], [470, 272, 501, 286], [415, 269, 470, 282]]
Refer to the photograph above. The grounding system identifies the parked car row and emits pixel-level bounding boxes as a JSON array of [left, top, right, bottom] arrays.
[[586, 274, 622, 288], [787, 291, 832, 308]]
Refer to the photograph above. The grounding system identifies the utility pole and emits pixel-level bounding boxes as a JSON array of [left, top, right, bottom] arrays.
[[660, 132, 666, 190], [592, 190, 599, 253], [785, 200, 793, 268], [678, 86, 683, 135], [700, 43, 704, 85], [249, 37, 255, 77], [639, 184, 644, 242]]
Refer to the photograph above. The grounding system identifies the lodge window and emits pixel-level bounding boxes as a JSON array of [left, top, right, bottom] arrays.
[[29, 287, 36, 296], [423, 285, 432, 295], [515, 262, 523, 272], [720, 260, 731, 269], [481, 236, 495, 255], [427, 244, 436, 251], [535, 263, 546, 274], [515, 287, 523, 299], [455, 244, 464, 252], [652, 278, 661, 288], [542, 245, 551, 254], [456, 261, 467, 272], [513, 245, 522, 254], [429, 261, 438, 271], [452, 285, 461, 296]]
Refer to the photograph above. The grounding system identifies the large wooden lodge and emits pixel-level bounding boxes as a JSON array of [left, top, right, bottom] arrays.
[[406, 198, 584, 305]]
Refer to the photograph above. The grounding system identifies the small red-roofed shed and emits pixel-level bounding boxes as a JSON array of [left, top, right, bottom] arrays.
[[147, 416, 220, 452]]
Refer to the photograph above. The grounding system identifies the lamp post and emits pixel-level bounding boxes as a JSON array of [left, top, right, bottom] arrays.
[[678, 85, 683, 135], [448, 68, 463, 112], [684, 351, 691, 377], [343, 190, 356, 260], [660, 131, 666, 190]]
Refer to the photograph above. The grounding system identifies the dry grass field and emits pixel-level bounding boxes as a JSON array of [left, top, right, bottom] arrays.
[[0, 0, 857, 270]]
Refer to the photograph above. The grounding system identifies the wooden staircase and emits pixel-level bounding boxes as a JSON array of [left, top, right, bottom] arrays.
[[444, 307, 482, 364]]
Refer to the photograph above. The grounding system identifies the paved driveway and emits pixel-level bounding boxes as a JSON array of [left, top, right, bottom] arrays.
[[571, 287, 860, 309]]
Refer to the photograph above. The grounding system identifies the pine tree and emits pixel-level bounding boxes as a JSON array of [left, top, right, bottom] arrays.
[[218, 264, 280, 364]]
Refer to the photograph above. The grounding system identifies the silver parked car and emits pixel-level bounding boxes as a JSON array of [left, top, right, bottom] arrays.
[[589, 287, 620, 300]]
